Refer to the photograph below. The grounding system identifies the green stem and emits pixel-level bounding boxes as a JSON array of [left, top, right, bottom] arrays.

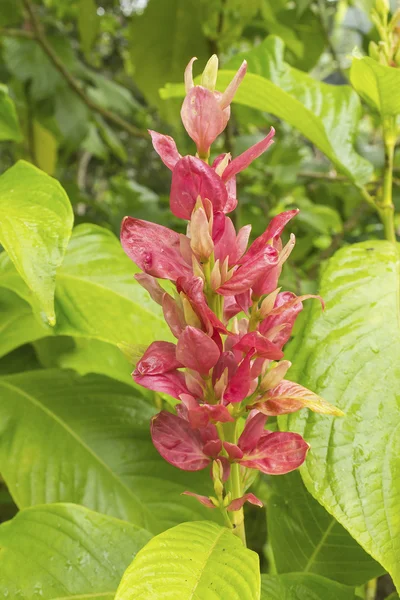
[[223, 421, 247, 546], [379, 133, 396, 243]]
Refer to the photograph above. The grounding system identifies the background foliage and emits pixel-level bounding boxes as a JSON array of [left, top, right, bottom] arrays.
[[1, 0, 400, 599]]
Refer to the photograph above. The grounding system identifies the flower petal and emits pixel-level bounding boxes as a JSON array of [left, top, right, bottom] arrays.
[[255, 380, 344, 416], [224, 351, 254, 404], [217, 245, 279, 296], [134, 273, 165, 305], [238, 412, 268, 453], [182, 491, 215, 508], [226, 493, 263, 511], [170, 156, 229, 219], [121, 217, 191, 281], [133, 371, 188, 399], [134, 341, 181, 375], [176, 326, 221, 374], [181, 87, 228, 155], [149, 130, 181, 171], [241, 431, 309, 475], [241, 209, 299, 264], [233, 331, 284, 360], [219, 60, 247, 110], [151, 411, 210, 471], [222, 127, 275, 181]]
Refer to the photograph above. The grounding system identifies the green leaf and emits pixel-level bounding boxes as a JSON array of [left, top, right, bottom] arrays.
[[350, 56, 400, 118], [78, 0, 99, 55], [264, 471, 384, 585], [0, 344, 41, 376], [284, 240, 400, 589], [115, 521, 260, 600], [0, 503, 151, 600], [0, 161, 73, 325], [0, 223, 171, 348], [0, 369, 220, 533], [162, 36, 373, 185], [129, 0, 209, 110], [0, 289, 49, 358], [260, 573, 356, 600], [34, 336, 136, 387], [0, 84, 21, 141]]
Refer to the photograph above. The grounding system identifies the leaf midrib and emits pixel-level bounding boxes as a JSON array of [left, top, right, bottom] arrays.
[[188, 527, 225, 599], [0, 380, 150, 525]]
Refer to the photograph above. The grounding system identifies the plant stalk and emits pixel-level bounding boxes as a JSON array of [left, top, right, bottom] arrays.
[[224, 420, 247, 546], [379, 133, 396, 243]]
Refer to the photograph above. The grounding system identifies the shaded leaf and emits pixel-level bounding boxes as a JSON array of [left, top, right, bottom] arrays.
[[78, 0, 99, 55], [33, 120, 58, 175], [116, 521, 260, 600], [264, 471, 384, 585], [260, 573, 356, 600], [0, 84, 21, 141]]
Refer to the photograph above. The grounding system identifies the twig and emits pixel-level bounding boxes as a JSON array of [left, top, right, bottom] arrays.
[[0, 27, 34, 39], [21, 0, 147, 139]]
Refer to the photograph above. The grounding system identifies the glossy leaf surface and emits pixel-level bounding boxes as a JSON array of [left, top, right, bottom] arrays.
[[0, 503, 151, 600], [116, 521, 260, 600], [0, 223, 171, 348], [351, 57, 400, 117], [0, 160, 73, 325], [285, 241, 400, 588]]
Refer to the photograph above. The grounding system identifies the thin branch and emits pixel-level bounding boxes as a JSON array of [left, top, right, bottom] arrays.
[[0, 27, 35, 39], [22, 0, 148, 139]]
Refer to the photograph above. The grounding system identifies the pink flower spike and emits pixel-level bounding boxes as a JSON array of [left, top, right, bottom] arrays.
[[227, 493, 263, 512], [182, 491, 215, 508], [151, 411, 210, 471], [149, 130, 181, 171], [170, 156, 229, 219], [238, 412, 268, 453], [184, 57, 197, 93], [176, 326, 221, 374], [121, 217, 191, 281], [233, 331, 284, 360], [133, 371, 188, 399], [241, 431, 309, 475], [219, 60, 247, 110], [134, 341, 181, 375], [134, 273, 165, 305], [221, 128, 275, 182]]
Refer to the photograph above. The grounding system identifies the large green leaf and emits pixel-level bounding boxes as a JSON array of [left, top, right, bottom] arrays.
[[115, 521, 260, 600], [0, 84, 21, 141], [129, 0, 209, 110], [260, 573, 356, 600], [350, 56, 400, 118], [264, 471, 383, 585], [284, 241, 400, 589], [162, 36, 373, 185], [0, 223, 171, 347], [0, 161, 73, 325], [0, 369, 219, 533], [0, 503, 151, 600]]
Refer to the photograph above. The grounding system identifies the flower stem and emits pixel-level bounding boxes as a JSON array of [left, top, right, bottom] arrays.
[[223, 420, 247, 546], [378, 132, 396, 243]]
